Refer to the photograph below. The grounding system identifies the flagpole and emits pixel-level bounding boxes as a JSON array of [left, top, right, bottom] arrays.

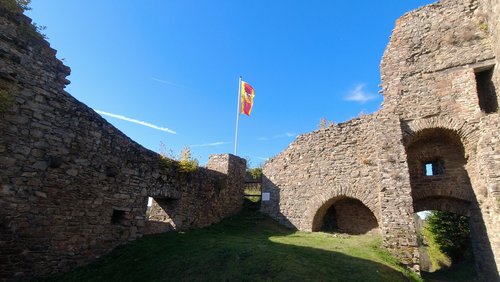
[[234, 76, 242, 155]]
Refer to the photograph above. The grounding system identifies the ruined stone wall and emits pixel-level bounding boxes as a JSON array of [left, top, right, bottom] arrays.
[[262, 0, 499, 278], [482, 0, 500, 74], [478, 0, 500, 276], [380, 0, 495, 120], [0, 6, 245, 280], [261, 116, 383, 231], [261, 110, 420, 267], [380, 0, 499, 279], [146, 154, 246, 233]]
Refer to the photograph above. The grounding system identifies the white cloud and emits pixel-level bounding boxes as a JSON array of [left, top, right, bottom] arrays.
[[259, 132, 296, 141], [272, 132, 296, 139], [344, 84, 378, 104], [151, 77, 185, 88], [95, 110, 177, 134], [190, 141, 229, 147]]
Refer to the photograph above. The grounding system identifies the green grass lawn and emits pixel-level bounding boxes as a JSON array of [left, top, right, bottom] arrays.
[[43, 209, 420, 281]]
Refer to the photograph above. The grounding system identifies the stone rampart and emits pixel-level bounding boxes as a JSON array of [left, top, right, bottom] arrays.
[[0, 5, 245, 280]]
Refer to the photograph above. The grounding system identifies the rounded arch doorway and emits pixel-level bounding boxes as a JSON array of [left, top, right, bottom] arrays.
[[312, 196, 379, 235]]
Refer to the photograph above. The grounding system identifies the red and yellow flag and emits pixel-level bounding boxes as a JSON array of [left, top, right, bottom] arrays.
[[240, 81, 255, 116]]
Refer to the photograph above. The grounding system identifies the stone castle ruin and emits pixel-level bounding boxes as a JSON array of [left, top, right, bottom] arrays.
[[261, 0, 500, 280], [0, 0, 499, 280], [0, 3, 246, 279]]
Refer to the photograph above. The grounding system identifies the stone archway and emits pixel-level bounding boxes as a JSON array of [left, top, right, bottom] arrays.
[[303, 188, 381, 234], [311, 196, 380, 234], [404, 126, 498, 279], [405, 128, 473, 206], [413, 197, 471, 217]]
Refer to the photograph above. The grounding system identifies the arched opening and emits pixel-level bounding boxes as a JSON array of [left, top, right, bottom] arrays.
[[406, 128, 472, 204], [312, 196, 379, 234], [405, 128, 498, 279], [415, 210, 476, 280]]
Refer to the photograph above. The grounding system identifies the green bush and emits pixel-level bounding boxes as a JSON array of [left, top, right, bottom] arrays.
[[248, 167, 262, 180], [158, 143, 198, 173], [177, 146, 198, 173], [421, 211, 472, 270]]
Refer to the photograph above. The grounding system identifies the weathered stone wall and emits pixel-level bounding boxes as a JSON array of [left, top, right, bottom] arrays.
[[146, 154, 246, 233], [0, 6, 245, 280], [261, 115, 384, 231], [380, 0, 495, 120], [262, 0, 499, 279], [478, 0, 500, 276], [262, 113, 419, 268], [381, 0, 499, 279]]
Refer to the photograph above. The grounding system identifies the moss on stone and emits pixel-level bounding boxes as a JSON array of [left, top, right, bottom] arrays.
[[0, 88, 15, 113]]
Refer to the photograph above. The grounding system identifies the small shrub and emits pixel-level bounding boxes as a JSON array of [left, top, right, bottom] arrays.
[[318, 117, 334, 129], [32, 22, 48, 39], [178, 146, 198, 173], [0, 0, 31, 13], [158, 142, 177, 170], [0, 0, 48, 40], [158, 143, 198, 173], [248, 167, 262, 180], [19, 21, 48, 40]]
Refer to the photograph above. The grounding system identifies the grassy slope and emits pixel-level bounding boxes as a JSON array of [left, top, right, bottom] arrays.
[[44, 210, 420, 282]]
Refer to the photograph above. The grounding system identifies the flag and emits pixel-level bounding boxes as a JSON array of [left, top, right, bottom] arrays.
[[240, 81, 255, 116]]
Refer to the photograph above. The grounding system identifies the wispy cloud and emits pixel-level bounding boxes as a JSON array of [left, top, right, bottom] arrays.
[[95, 110, 177, 134], [190, 141, 229, 147], [256, 156, 269, 161], [259, 132, 296, 141], [151, 77, 185, 88], [272, 132, 296, 139], [344, 84, 378, 104]]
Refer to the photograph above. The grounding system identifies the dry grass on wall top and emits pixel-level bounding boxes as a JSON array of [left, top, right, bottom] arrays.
[[0, 0, 30, 13], [158, 143, 199, 173]]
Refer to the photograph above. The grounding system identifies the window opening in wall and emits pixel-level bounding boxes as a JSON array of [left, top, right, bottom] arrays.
[[146, 197, 153, 220], [111, 209, 126, 225], [425, 164, 433, 176], [424, 160, 444, 176], [475, 66, 498, 113]]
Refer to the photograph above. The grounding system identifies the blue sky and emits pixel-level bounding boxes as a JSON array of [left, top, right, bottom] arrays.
[[27, 1, 435, 167]]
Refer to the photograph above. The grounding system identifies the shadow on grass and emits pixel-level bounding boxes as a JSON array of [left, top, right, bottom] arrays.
[[421, 259, 477, 282], [40, 209, 418, 282]]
